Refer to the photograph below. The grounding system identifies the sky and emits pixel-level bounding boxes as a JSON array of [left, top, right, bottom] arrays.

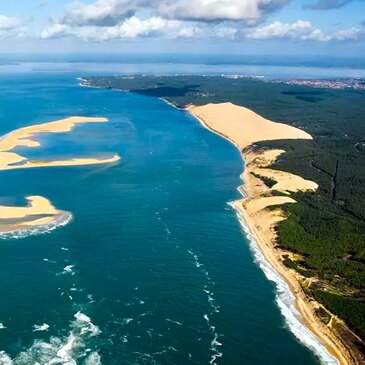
[[0, 0, 364, 56]]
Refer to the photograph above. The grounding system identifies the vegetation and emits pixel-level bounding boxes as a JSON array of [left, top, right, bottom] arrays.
[[84, 75, 365, 345], [313, 291, 365, 339], [250, 172, 277, 188]]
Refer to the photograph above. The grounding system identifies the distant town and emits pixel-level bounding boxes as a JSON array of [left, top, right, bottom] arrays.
[[272, 78, 365, 90]]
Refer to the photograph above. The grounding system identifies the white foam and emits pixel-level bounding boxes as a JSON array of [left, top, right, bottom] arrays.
[[166, 318, 183, 326], [0, 211, 72, 240], [0, 351, 13, 365], [84, 352, 101, 365], [0, 323, 6, 330], [0, 311, 101, 365], [233, 208, 339, 365], [122, 318, 134, 325], [43, 258, 57, 264], [63, 265, 75, 274], [189, 249, 223, 363], [33, 323, 49, 332]]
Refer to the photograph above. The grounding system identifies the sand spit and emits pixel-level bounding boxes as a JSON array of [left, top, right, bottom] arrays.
[[0, 116, 120, 171], [188, 102, 353, 365], [0, 196, 64, 233]]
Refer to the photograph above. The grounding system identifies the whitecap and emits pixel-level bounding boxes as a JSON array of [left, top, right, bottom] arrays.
[[0, 323, 6, 330], [0, 351, 13, 365], [122, 318, 134, 325], [33, 323, 50, 332], [63, 265, 75, 274], [166, 319, 183, 326], [1, 311, 101, 365], [84, 352, 101, 365]]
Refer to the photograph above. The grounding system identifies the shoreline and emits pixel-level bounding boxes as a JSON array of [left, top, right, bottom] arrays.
[[0, 116, 120, 171], [0, 196, 72, 237], [186, 103, 353, 365]]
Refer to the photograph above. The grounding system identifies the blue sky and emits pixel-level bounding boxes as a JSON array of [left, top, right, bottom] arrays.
[[0, 0, 364, 55]]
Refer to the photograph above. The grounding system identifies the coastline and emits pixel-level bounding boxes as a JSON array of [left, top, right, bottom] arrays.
[[0, 196, 72, 236], [186, 103, 354, 365]]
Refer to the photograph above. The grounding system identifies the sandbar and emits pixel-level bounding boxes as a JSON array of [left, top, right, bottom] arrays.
[[0, 116, 120, 171], [0, 196, 63, 232]]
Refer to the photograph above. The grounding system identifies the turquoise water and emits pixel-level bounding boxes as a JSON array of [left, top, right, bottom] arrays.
[[0, 72, 329, 364]]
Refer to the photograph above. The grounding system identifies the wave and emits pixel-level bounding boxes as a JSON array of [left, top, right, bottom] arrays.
[[0, 210, 73, 240], [188, 249, 223, 364], [0, 311, 101, 365], [232, 207, 339, 365], [33, 323, 50, 332]]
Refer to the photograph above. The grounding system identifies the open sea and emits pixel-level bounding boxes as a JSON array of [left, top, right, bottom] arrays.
[[0, 59, 349, 365]]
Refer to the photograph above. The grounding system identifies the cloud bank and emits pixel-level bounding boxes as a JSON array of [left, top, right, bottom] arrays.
[[10, 0, 363, 44]]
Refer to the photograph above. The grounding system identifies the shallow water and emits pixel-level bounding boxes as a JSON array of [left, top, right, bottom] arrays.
[[0, 72, 329, 364]]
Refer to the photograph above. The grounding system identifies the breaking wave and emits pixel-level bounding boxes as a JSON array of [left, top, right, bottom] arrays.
[[232, 206, 339, 365], [0, 311, 101, 365], [0, 211, 72, 240]]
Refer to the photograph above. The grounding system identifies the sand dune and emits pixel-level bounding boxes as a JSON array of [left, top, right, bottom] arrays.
[[188, 102, 349, 365], [187, 102, 312, 149]]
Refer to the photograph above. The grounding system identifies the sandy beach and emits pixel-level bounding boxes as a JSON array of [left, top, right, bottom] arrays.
[[188, 102, 353, 365], [0, 116, 120, 233], [0, 116, 120, 171], [0, 196, 62, 232]]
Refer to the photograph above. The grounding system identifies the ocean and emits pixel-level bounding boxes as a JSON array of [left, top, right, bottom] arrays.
[[0, 62, 342, 364]]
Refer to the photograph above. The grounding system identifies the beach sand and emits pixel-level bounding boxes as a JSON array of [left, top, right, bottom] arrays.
[[0, 116, 120, 171], [0, 196, 62, 232], [0, 116, 120, 233], [188, 102, 353, 365]]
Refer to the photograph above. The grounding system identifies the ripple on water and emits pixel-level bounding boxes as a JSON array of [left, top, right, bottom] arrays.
[[188, 249, 223, 365]]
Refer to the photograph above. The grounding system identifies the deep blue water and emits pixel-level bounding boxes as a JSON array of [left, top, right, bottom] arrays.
[[0, 72, 331, 364]]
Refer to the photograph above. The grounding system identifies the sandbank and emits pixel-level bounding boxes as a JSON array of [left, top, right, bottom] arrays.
[[0, 116, 120, 171], [0, 196, 62, 232]]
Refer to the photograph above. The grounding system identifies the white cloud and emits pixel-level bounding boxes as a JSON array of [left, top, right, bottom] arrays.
[[0, 14, 22, 30], [246, 20, 312, 39], [57, 0, 141, 26], [0, 14, 25, 39], [40, 23, 70, 39], [245, 20, 361, 41], [332, 27, 360, 40], [54, 0, 290, 27], [39, 0, 363, 43], [155, 0, 290, 23], [42, 14, 243, 42]]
